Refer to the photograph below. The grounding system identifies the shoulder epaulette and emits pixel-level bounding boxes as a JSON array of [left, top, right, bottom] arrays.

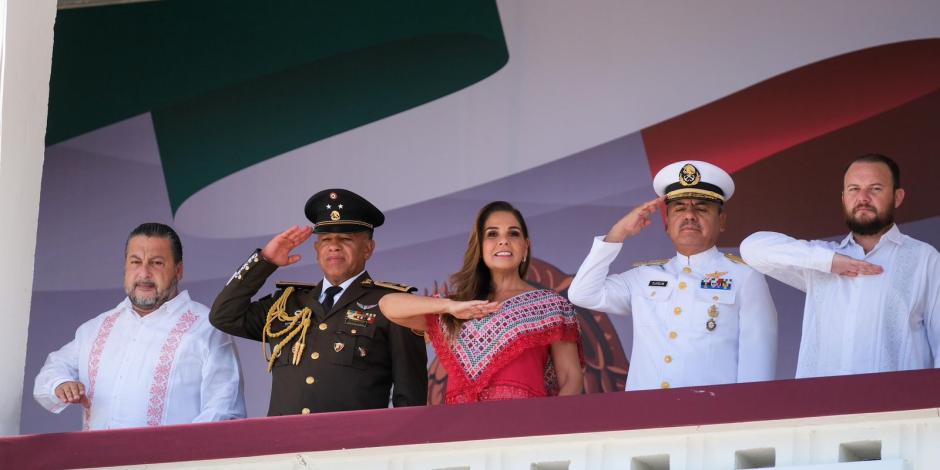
[[724, 253, 748, 265], [632, 258, 670, 267], [361, 279, 417, 293], [274, 280, 318, 290]]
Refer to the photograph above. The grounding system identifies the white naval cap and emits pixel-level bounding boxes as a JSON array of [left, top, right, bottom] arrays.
[[653, 160, 735, 204]]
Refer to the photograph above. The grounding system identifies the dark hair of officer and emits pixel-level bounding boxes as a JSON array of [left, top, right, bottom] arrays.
[[125, 222, 183, 263], [846, 153, 901, 190], [444, 201, 532, 338]]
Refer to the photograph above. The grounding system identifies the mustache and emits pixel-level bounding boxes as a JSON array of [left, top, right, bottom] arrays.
[[134, 281, 156, 288], [853, 204, 876, 212], [680, 220, 702, 230]]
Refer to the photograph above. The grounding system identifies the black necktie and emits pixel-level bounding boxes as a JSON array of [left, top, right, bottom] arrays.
[[321, 285, 343, 312]]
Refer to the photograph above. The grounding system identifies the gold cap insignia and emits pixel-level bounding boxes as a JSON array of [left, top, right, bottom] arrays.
[[329, 192, 338, 200], [679, 163, 701, 187], [330, 210, 341, 221]]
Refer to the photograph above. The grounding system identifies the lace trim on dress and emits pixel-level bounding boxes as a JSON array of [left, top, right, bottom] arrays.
[[428, 289, 583, 403]]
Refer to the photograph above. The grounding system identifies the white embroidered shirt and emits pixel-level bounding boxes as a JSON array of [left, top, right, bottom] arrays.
[[34, 291, 246, 430], [740, 225, 940, 378]]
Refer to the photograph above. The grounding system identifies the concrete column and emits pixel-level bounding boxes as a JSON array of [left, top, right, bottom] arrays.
[[0, 0, 56, 435]]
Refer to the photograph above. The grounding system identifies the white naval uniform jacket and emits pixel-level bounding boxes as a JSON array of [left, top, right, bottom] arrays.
[[568, 236, 778, 391]]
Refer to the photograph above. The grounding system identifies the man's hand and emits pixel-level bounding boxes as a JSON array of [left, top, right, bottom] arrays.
[[446, 300, 501, 320], [55, 381, 86, 404], [604, 196, 665, 243], [261, 225, 314, 267], [831, 253, 883, 277]]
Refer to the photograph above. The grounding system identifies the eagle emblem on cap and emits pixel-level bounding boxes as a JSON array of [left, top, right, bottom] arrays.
[[679, 163, 701, 187]]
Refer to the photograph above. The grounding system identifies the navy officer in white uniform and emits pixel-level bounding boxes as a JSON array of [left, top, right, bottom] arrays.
[[567, 160, 778, 390]]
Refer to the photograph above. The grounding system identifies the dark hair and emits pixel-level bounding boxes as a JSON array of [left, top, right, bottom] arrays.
[[846, 153, 901, 189], [125, 223, 183, 263], [443, 201, 531, 339]]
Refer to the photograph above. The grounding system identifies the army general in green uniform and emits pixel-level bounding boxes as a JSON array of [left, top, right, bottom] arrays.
[[210, 189, 427, 416]]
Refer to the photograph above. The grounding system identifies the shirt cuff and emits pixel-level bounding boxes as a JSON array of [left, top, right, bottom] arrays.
[[594, 234, 624, 250], [809, 246, 836, 273]]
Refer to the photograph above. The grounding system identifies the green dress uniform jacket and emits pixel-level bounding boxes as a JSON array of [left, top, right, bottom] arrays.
[[209, 250, 428, 416]]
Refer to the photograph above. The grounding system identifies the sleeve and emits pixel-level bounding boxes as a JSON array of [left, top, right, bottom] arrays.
[[736, 269, 779, 382], [33, 328, 85, 413], [739, 231, 836, 292], [566, 235, 635, 315], [387, 301, 429, 407], [209, 249, 280, 341], [192, 328, 247, 422], [925, 251, 940, 368]]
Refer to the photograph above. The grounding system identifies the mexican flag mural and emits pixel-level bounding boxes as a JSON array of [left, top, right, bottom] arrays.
[[25, 0, 940, 433]]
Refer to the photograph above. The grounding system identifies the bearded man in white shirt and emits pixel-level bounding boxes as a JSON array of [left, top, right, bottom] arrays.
[[34, 223, 246, 430], [741, 154, 940, 378], [568, 160, 778, 391]]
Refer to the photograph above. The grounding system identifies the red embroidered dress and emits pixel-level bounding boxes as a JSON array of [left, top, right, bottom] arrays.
[[426, 289, 582, 404]]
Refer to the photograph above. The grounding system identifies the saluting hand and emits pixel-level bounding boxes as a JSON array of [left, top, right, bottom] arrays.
[[55, 381, 87, 405], [446, 300, 502, 320], [830, 253, 883, 277], [261, 225, 314, 267], [605, 196, 665, 243]]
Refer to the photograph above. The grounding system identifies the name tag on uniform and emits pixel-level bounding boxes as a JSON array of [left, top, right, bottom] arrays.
[[648, 280, 668, 287]]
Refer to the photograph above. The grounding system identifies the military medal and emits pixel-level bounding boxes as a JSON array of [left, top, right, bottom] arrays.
[[334, 342, 345, 352], [345, 309, 372, 327], [701, 271, 733, 290], [706, 304, 718, 331]]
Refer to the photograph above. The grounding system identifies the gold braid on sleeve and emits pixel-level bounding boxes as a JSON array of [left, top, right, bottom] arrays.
[[262, 286, 312, 372]]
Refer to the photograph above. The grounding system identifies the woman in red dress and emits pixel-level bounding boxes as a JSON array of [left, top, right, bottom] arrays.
[[381, 201, 583, 403]]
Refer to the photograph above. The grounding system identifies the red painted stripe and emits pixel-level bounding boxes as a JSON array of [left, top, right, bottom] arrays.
[[641, 39, 940, 175]]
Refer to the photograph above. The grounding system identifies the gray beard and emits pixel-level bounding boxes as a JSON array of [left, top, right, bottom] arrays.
[[127, 281, 178, 312]]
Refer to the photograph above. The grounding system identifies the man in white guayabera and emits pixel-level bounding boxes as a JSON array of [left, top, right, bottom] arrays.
[[741, 154, 940, 378], [34, 223, 245, 430]]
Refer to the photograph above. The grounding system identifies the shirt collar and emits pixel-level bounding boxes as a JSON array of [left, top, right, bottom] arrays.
[[840, 224, 903, 249], [322, 270, 366, 293], [674, 246, 720, 269]]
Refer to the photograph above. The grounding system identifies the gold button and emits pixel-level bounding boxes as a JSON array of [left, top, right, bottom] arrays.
[[311, 352, 320, 360], [682, 267, 692, 274], [301, 408, 311, 415], [318, 323, 328, 331], [661, 381, 670, 389], [673, 307, 682, 315], [664, 355, 672, 363], [669, 331, 678, 340], [350, 329, 357, 334], [678, 282, 687, 290], [305, 376, 315, 385]]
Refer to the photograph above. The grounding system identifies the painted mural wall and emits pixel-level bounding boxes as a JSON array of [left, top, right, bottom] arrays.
[[22, 1, 940, 434]]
